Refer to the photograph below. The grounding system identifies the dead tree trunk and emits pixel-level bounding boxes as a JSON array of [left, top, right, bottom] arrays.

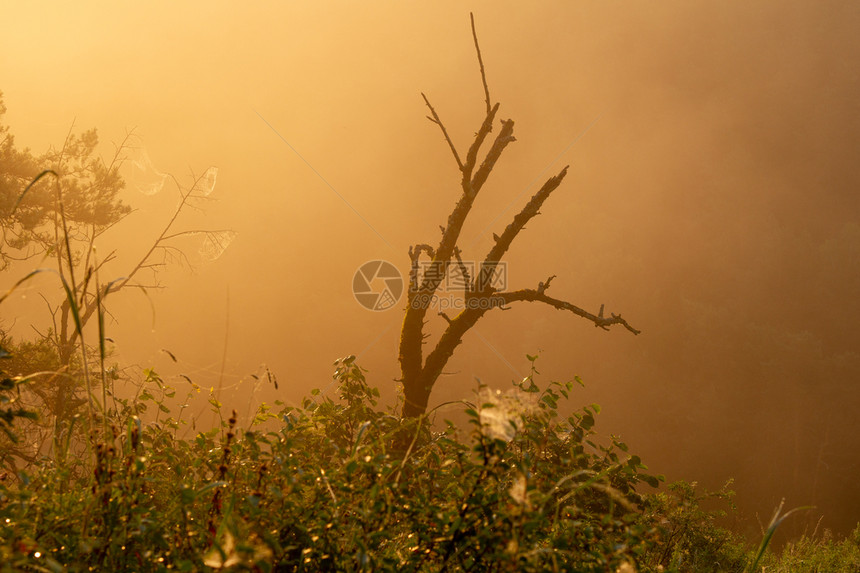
[[398, 15, 640, 418]]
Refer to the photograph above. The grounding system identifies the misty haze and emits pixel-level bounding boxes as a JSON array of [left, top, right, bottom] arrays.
[[1, 2, 858, 571]]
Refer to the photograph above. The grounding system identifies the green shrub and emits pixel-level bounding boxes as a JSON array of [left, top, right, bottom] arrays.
[[0, 355, 667, 571], [638, 480, 748, 572], [1, 353, 858, 572]]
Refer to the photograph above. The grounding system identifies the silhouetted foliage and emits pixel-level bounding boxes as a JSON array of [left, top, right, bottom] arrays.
[[0, 95, 230, 474], [0, 91, 131, 268]]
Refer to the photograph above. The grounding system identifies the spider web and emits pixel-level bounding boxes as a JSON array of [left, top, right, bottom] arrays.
[[194, 166, 218, 197], [198, 229, 237, 262], [126, 146, 168, 196]]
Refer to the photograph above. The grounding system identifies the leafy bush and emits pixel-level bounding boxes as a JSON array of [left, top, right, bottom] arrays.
[[0, 355, 667, 571], [1, 352, 859, 572], [639, 480, 749, 572]]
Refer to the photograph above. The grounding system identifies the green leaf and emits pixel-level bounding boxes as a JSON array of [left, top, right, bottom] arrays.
[[581, 414, 594, 430], [643, 475, 660, 488]]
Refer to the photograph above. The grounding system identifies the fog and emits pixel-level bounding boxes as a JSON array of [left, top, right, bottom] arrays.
[[2, 1, 859, 538]]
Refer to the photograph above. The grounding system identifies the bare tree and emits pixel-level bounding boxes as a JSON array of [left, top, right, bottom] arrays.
[[398, 15, 640, 418]]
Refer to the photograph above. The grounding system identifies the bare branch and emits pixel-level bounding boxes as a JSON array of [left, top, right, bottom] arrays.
[[115, 170, 218, 292], [409, 244, 436, 261], [407, 243, 436, 294], [486, 166, 567, 265], [495, 289, 641, 335], [461, 102, 500, 189], [421, 93, 463, 170], [453, 247, 472, 289], [410, 111, 513, 298], [537, 275, 556, 295], [470, 13, 492, 114], [91, 249, 117, 275], [470, 118, 516, 196]]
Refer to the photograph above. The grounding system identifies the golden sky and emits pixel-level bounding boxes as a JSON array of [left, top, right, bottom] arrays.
[[3, 1, 860, 536]]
